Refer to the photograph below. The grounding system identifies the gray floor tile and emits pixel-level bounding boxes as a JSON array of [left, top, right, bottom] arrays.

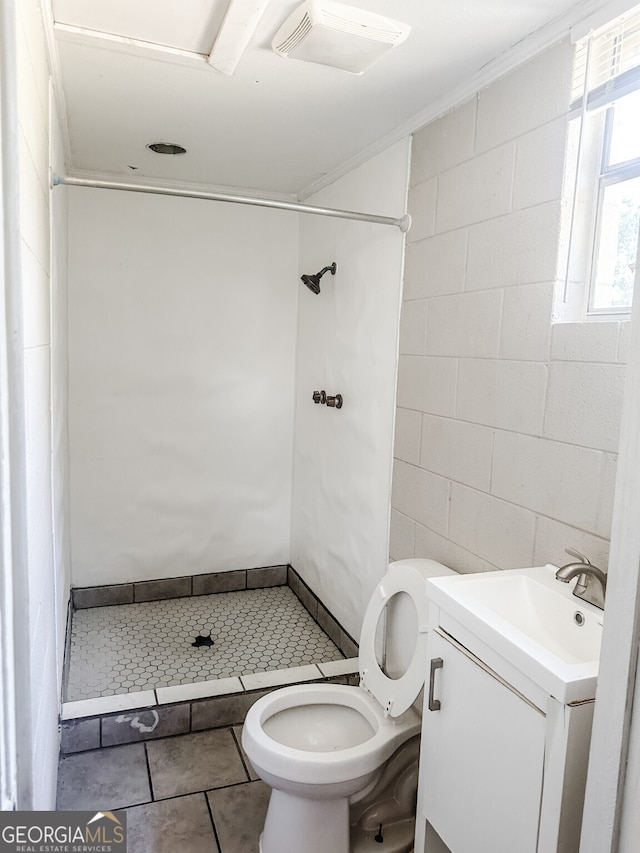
[[207, 780, 271, 853], [125, 793, 219, 853], [191, 690, 268, 732], [146, 729, 248, 800], [102, 704, 190, 746], [246, 565, 287, 588], [73, 584, 134, 609], [57, 744, 150, 810], [60, 718, 101, 754], [193, 570, 246, 595], [134, 576, 191, 602]]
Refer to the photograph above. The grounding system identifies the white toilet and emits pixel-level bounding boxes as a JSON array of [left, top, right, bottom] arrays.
[[242, 558, 455, 853]]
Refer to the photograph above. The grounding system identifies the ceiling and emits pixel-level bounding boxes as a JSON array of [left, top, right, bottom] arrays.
[[49, 0, 601, 198]]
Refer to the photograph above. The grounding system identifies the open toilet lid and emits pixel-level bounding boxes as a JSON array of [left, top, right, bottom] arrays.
[[359, 565, 429, 718]]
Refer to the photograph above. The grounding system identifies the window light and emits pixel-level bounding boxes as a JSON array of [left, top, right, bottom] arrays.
[[563, 3, 640, 316]]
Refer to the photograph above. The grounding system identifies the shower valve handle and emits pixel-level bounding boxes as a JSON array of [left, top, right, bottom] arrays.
[[312, 390, 327, 404]]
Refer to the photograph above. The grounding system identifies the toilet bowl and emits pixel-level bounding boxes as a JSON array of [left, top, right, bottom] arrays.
[[242, 558, 455, 853]]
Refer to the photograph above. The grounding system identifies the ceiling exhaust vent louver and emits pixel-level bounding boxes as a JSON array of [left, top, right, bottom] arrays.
[[271, 0, 411, 74]]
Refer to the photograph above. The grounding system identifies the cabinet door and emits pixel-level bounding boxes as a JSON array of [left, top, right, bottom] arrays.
[[421, 630, 546, 853]]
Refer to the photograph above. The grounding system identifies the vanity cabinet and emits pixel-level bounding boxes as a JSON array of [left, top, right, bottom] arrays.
[[414, 611, 595, 853]]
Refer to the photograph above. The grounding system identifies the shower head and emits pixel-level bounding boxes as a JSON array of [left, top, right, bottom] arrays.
[[301, 262, 337, 294]]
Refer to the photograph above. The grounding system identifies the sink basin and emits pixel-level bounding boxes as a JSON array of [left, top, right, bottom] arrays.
[[426, 565, 604, 703]]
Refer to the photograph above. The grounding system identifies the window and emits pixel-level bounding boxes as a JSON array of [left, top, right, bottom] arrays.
[[590, 89, 640, 312], [565, 6, 640, 317]]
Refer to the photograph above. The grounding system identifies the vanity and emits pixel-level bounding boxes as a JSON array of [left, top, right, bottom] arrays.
[[414, 565, 603, 853]]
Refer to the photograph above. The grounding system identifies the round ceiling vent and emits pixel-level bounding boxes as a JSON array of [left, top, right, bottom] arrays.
[[147, 142, 187, 155]]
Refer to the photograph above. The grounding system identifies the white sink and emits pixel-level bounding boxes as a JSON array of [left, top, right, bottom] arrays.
[[426, 565, 604, 703]]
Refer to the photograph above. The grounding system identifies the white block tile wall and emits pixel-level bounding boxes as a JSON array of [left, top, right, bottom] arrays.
[[420, 416, 493, 493], [407, 178, 437, 242], [415, 523, 499, 575], [394, 408, 422, 465], [436, 144, 515, 232], [500, 283, 554, 362], [491, 432, 602, 530], [466, 203, 562, 291], [618, 321, 631, 361], [448, 485, 537, 568], [390, 509, 416, 559], [403, 229, 468, 300], [597, 453, 618, 540], [396, 355, 457, 416], [425, 291, 503, 358], [410, 97, 477, 183], [456, 359, 548, 434], [533, 516, 611, 572], [474, 44, 575, 152], [513, 117, 570, 210], [399, 299, 429, 356], [550, 321, 620, 363], [543, 362, 626, 453], [391, 39, 626, 576], [392, 461, 450, 537]]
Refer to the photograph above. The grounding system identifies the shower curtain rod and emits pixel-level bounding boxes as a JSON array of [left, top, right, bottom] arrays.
[[51, 175, 412, 232]]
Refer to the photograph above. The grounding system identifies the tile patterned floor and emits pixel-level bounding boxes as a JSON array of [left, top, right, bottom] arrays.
[[67, 586, 343, 701], [57, 726, 270, 853]]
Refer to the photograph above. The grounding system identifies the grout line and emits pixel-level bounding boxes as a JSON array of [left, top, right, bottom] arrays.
[[205, 788, 224, 853], [205, 778, 258, 793], [230, 726, 251, 781], [82, 774, 261, 821], [125, 788, 223, 810], [143, 742, 155, 802]]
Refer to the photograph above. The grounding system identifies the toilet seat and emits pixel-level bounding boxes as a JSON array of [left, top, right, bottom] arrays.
[[358, 565, 429, 717], [244, 684, 421, 789]]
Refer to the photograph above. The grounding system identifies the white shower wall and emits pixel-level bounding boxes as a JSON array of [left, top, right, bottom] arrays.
[[67, 190, 299, 586], [290, 140, 411, 640], [14, 0, 69, 807]]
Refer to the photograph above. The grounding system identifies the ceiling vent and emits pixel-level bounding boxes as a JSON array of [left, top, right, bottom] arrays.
[[271, 0, 410, 74]]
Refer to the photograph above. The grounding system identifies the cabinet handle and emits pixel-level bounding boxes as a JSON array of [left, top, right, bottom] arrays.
[[428, 657, 443, 711]]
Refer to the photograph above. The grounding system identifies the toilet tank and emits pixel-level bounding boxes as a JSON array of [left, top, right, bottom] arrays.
[[383, 558, 456, 681]]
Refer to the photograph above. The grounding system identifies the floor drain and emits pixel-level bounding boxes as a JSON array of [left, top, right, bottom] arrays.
[[192, 632, 214, 648]]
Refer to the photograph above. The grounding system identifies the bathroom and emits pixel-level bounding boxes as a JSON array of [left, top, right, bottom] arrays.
[[1, 0, 640, 851]]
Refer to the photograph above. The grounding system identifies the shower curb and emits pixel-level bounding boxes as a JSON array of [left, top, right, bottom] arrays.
[[59, 664, 360, 755]]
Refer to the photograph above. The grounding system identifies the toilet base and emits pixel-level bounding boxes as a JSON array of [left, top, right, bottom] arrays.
[[259, 817, 414, 853], [351, 817, 415, 852], [261, 788, 352, 853]]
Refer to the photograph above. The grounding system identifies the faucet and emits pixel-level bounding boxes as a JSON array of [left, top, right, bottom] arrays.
[[555, 548, 607, 610]]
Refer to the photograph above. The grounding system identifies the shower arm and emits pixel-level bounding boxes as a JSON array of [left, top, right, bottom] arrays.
[[51, 175, 412, 233]]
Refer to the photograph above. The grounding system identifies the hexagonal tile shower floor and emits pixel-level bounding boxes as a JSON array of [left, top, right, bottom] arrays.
[[66, 586, 344, 701]]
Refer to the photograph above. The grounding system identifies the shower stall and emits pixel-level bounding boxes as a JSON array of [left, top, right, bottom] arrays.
[[60, 138, 410, 709]]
